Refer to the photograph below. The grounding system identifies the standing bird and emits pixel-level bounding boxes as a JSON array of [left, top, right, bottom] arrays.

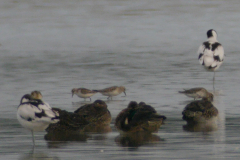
[[178, 87, 214, 101], [71, 88, 97, 101], [197, 29, 224, 85], [94, 86, 126, 100], [17, 94, 59, 145]]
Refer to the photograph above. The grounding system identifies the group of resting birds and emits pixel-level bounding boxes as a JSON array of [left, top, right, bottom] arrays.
[[16, 29, 224, 145], [17, 90, 166, 145]]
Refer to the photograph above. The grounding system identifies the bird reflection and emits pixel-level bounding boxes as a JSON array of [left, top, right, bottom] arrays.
[[18, 147, 59, 160], [115, 132, 163, 148], [45, 128, 111, 148], [183, 121, 218, 132]]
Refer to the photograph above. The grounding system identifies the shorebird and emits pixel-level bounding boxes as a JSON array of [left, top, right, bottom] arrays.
[[71, 88, 97, 101], [94, 86, 126, 100], [182, 98, 218, 124], [197, 29, 224, 85], [17, 93, 59, 145], [115, 101, 166, 133], [178, 87, 214, 101]]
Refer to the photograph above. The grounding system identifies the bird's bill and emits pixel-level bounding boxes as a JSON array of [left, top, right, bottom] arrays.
[[123, 91, 126, 96]]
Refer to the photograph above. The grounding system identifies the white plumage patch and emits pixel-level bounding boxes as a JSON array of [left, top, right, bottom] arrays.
[[197, 30, 224, 71], [17, 95, 59, 132]]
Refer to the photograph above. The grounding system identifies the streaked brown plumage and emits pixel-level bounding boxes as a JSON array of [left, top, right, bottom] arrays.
[[46, 100, 111, 134], [31, 90, 43, 100], [182, 98, 218, 124], [179, 87, 214, 101], [94, 86, 126, 100], [115, 101, 166, 133], [72, 88, 97, 101], [74, 100, 112, 126]]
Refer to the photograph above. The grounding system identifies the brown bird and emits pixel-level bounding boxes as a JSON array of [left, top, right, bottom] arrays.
[[182, 98, 218, 124], [94, 86, 126, 100], [46, 100, 111, 134], [115, 101, 166, 133], [72, 88, 98, 101], [179, 87, 214, 101]]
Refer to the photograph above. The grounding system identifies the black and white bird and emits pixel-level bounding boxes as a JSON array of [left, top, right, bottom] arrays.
[[197, 29, 224, 82], [17, 94, 59, 145]]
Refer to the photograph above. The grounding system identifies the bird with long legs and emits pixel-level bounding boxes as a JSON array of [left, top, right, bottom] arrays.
[[197, 29, 224, 90], [17, 92, 59, 145]]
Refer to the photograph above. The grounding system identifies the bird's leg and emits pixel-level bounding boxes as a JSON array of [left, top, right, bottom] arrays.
[[213, 71, 215, 82], [31, 130, 35, 146], [89, 97, 91, 101], [213, 72, 215, 92], [107, 96, 110, 100]]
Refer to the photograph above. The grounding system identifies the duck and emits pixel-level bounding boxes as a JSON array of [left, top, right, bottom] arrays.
[[182, 98, 218, 124], [115, 101, 166, 133], [178, 87, 213, 101], [46, 100, 111, 134], [197, 29, 224, 82], [94, 86, 126, 100], [74, 99, 112, 126], [17, 93, 59, 145], [71, 88, 98, 101]]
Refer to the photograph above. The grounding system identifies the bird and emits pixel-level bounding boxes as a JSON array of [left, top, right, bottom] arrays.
[[182, 98, 218, 124], [115, 101, 166, 133], [178, 87, 214, 101], [71, 88, 97, 101], [74, 100, 112, 126], [31, 90, 43, 100], [94, 86, 126, 100], [46, 100, 111, 134], [197, 29, 224, 84], [17, 93, 59, 145]]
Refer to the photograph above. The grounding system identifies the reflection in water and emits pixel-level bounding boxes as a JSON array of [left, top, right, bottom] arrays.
[[183, 121, 218, 132], [19, 153, 59, 160], [18, 147, 59, 160], [45, 125, 111, 148], [45, 131, 89, 142], [115, 132, 163, 148]]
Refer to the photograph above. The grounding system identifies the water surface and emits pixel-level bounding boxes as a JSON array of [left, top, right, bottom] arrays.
[[0, 0, 240, 159]]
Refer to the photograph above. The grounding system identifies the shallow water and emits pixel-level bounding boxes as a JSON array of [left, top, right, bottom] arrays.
[[1, 0, 240, 159]]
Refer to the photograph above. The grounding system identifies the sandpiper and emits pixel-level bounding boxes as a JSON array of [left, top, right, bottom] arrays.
[[71, 88, 97, 101], [179, 87, 214, 101], [94, 86, 126, 100], [17, 93, 59, 145], [197, 29, 224, 84]]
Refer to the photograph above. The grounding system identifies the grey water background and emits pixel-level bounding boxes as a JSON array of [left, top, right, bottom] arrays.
[[1, 0, 240, 159]]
